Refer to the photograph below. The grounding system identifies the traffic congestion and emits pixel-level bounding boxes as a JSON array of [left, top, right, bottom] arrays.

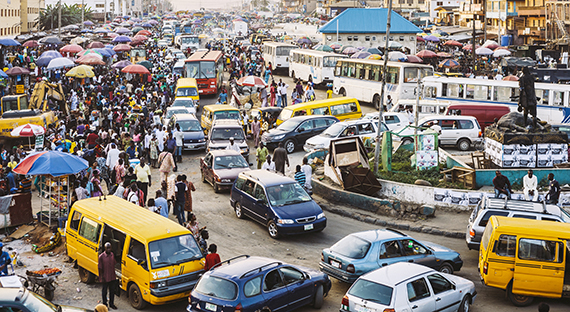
[[0, 6, 569, 312]]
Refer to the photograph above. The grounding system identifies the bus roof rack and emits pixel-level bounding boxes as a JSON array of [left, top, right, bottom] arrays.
[[210, 255, 250, 270]]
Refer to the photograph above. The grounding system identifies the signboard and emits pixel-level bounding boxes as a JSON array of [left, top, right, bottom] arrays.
[[415, 133, 438, 170], [15, 85, 24, 94], [35, 134, 44, 150]]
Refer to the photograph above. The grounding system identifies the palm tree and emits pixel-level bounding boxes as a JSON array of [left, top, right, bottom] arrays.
[[36, 4, 93, 31]]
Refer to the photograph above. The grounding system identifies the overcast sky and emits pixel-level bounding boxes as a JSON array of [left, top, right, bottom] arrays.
[[170, 0, 245, 11]]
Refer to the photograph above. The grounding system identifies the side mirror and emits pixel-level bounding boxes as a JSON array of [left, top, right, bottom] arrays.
[[297, 127, 305, 132], [137, 259, 146, 266], [256, 199, 267, 205]]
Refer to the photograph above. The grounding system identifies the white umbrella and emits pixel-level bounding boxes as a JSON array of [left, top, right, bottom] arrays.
[[46, 57, 75, 70], [237, 75, 267, 87], [475, 47, 494, 56], [387, 41, 403, 49], [388, 51, 407, 61], [493, 49, 512, 57], [11, 124, 45, 137]]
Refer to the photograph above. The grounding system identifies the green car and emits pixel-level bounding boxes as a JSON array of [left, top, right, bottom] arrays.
[[0, 288, 92, 312]]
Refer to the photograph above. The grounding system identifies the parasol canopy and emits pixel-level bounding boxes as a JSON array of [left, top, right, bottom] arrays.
[[10, 124, 45, 137], [46, 57, 75, 70], [438, 59, 460, 68], [0, 38, 21, 46], [406, 55, 423, 63], [111, 60, 132, 69], [86, 41, 105, 49], [60, 44, 84, 54], [65, 65, 95, 78], [14, 151, 89, 177], [23, 40, 39, 48], [237, 75, 267, 87], [121, 64, 150, 74], [503, 75, 519, 81], [416, 50, 437, 58], [5, 67, 30, 76]]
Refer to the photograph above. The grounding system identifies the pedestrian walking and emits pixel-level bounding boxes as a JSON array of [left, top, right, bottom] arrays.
[[204, 244, 221, 271], [251, 117, 261, 148], [155, 189, 169, 218], [546, 173, 560, 204], [273, 142, 289, 174], [98, 242, 117, 310], [158, 151, 175, 182], [262, 155, 275, 171], [183, 174, 196, 220], [301, 157, 312, 191], [174, 175, 188, 225], [294, 165, 306, 187], [135, 157, 151, 203], [256, 142, 269, 169]]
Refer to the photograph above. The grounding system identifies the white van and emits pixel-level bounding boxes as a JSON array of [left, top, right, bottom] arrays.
[[173, 60, 184, 76]]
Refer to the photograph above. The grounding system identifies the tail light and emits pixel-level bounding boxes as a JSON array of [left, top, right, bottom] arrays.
[[483, 261, 488, 275], [235, 303, 243, 312], [346, 264, 355, 273], [341, 295, 349, 310], [478, 131, 482, 137], [469, 228, 476, 238], [383, 309, 396, 312], [321, 252, 324, 262]]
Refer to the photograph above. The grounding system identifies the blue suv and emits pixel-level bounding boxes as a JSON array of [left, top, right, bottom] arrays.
[[230, 170, 326, 238], [188, 255, 332, 312]]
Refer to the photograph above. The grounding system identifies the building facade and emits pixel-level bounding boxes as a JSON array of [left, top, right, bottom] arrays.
[[0, 0, 44, 37], [546, 0, 570, 45]]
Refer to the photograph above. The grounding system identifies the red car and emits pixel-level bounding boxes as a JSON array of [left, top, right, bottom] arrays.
[[200, 150, 250, 193]]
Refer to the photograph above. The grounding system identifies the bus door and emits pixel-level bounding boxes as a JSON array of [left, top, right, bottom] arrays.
[[513, 238, 565, 297]]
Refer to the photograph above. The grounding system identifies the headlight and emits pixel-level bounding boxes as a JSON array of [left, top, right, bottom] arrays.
[[273, 134, 285, 140], [317, 212, 325, 219], [277, 219, 294, 224], [221, 179, 231, 183], [198, 138, 206, 142], [150, 281, 166, 288]]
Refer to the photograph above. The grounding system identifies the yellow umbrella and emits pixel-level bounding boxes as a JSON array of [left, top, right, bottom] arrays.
[[70, 37, 89, 45], [418, 33, 428, 37], [283, 35, 292, 40], [65, 65, 95, 78], [432, 33, 442, 37], [367, 54, 382, 60], [198, 34, 209, 39]]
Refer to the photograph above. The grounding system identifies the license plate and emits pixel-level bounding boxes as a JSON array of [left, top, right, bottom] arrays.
[[330, 260, 341, 268], [304, 224, 314, 231], [355, 305, 373, 312], [205, 303, 217, 311]]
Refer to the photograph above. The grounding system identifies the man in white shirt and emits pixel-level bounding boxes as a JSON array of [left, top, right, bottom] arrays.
[[106, 143, 120, 169], [173, 123, 184, 163], [523, 169, 538, 201], [262, 155, 275, 171], [225, 137, 241, 152], [301, 157, 312, 190]]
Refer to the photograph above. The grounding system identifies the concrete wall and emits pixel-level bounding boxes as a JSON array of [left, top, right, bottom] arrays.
[[321, 32, 418, 54], [475, 168, 570, 188], [0, 0, 23, 37]]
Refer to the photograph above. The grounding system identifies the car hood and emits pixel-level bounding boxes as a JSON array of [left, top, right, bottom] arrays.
[[183, 131, 204, 140], [209, 140, 247, 148], [60, 305, 93, 312], [421, 240, 457, 254], [273, 200, 322, 220], [305, 135, 332, 147], [265, 128, 289, 137], [214, 167, 250, 179]]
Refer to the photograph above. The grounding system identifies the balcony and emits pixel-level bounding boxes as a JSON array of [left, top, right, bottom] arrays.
[[517, 6, 545, 16], [518, 28, 545, 38]]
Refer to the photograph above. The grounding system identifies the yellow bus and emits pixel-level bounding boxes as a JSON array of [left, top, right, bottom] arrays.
[[200, 104, 241, 134], [66, 196, 205, 309], [276, 97, 362, 125], [479, 216, 570, 307], [175, 78, 200, 107]]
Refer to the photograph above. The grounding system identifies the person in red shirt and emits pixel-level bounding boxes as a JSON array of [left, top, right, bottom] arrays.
[[98, 242, 117, 309], [86, 130, 99, 149], [204, 244, 221, 271]]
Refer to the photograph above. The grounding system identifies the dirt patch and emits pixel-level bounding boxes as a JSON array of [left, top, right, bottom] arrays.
[[23, 223, 66, 255]]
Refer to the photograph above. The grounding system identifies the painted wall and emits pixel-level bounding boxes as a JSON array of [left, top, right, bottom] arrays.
[[475, 168, 570, 188], [321, 32, 418, 54]]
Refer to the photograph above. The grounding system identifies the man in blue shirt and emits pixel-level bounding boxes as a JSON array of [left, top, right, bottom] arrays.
[[155, 190, 169, 218], [5, 168, 16, 194], [0, 242, 11, 275]]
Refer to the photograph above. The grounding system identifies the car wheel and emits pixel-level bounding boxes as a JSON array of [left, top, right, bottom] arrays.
[[129, 283, 147, 310], [373, 94, 380, 110], [339, 88, 346, 97], [507, 283, 534, 307], [313, 284, 324, 309], [235, 202, 245, 219], [213, 181, 220, 193], [457, 138, 471, 151], [78, 266, 95, 284], [402, 138, 414, 146], [458, 295, 471, 312], [267, 220, 280, 239], [44, 287, 55, 301], [285, 139, 295, 154], [438, 263, 454, 274]]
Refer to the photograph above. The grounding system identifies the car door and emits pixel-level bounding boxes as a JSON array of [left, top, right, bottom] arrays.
[[251, 184, 269, 224], [439, 119, 457, 146], [122, 237, 149, 295], [357, 122, 376, 142], [280, 266, 313, 310], [312, 118, 330, 136], [241, 180, 262, 222], [202, 153, 213, 182], [378, 240, 407, 268], [262, 269, 289, 312], [295, 120, 316, 145], [384, 114, 404, 130], [457, 118, 477, 142], [405, 277, 435, 312], [400, 239, 438, 269], [426, 273, 461, 312]]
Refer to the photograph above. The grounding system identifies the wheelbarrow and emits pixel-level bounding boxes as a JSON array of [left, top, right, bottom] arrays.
[[19, 270, 61, 300]]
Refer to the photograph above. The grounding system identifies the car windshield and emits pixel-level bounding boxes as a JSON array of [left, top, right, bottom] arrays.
[[330, 235, 371, 259], [348, 279, 393, 306], [213, 155, 248, 169], [560, 209, 570, 223], [148, 234, 203, 269], [166, 109, 188, 119], [178, 120, 201, 132], [213, 111, 240, 120], [278, 109, 294, 121], [195, 275, 238, 300], [173, 99, 195, 108], [211, 128, 245, 141], [321, 123, 345, 138], [22, 290, 58, 312], [185, 61, 216, 79], [181, 37, 199, 44], [276, 119, 301, 132], [176, 87, 198, 97], [266, 183, 312, 207]]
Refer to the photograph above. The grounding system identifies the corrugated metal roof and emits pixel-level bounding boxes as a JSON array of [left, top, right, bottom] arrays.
[[319, 8, 422, 34]]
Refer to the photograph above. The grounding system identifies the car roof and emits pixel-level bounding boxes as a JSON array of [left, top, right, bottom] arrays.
[[209, 149, 243, 157], [240, 169, 296, 187], [419, 115, 477, 122], [335, 119, 377, 126], [212, 119, 242, 127], [351, 228, 408, 242], [173, 114, 198, 121], [210, 256, 281, 280], [284, 115, 338, 123], [360, 262, 433, 286], [481, 197, 564, 218]]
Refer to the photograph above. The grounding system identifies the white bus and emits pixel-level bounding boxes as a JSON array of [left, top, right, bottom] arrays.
[[262, 42, 297, 70], [422, 76, 570, 124], [289, 49, 347, 85], [333, 59, 433, 109]]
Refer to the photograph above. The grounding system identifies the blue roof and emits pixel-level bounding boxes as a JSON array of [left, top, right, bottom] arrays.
[[319, 8, 422, 34]]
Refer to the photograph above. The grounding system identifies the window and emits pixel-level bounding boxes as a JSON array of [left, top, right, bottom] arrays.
[[357, 123, 375, 135], [330, 235, 371, 259], [479, 211, 509, 227], [331, 103, 357, 116], [280, 267, 305, 285], [353, 36, 358, 41], [427, 274, 453, 294], [372, 36, 376, 41], [496, 234, 517, 257], [365, 36, 370, 41], [407, 278, 431, 302], [399, 36, 405, 41], [347, 36, 352, 41], [254, 185, 267, 205], [385, 67, 399, 84], [96, 3, 104, 7], [311, 107, 330, 115], [513, 214, 536, 220], [78, 217, 101, 242], [380, 240, 403, 259], [128, 238, 146, 262], [348, 279, 393, 305], [518, 238, 561, 262], [401, 239, 428, 256], [263, 269, 285, 291], [244, 277, 262, 297], [299, 120, 314, 130], [314, 118, 329, 128], [70, 211, 82, 231], [458, 120, 474, 129], [385, 115, 400, 124]]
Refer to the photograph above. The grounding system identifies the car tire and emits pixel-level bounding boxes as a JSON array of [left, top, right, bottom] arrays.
[[458, 295, 471, 312], [313, 284, 324, 309], [235, 202, 245, 219], [339, 88, 346, 97], [507, 283, 534, 307], [402, 138, 414, 146], [44, 287, 55, 301], [267, 220, 280, 239], [373, 94, 380, 110], [285, 139, 295, 154], [213, 181, 220, 193], [457, 138, 471, 151], [78, 266, 95, 284], [129, 283, 147, 310], [438, 262, 454, 274]]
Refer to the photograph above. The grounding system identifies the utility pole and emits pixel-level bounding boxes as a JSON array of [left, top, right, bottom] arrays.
[[472, 12, 476, 74], [81, 0, 85, 29], [104, 0, 107, 24], [58, 0, 61, 38], [483, 0, 487, 42], [373, 0, 393, 175]]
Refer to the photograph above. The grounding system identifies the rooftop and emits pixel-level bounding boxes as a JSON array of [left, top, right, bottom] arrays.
[[319, 8, 422, 34], [361, 262, 432, 286]]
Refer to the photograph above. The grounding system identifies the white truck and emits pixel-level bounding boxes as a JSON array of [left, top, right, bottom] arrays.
[[175, 35, 200, 52], [232, 21, 248, 37]]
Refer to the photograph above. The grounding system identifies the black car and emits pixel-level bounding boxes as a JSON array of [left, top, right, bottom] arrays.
[[261, 115, 339, 153]]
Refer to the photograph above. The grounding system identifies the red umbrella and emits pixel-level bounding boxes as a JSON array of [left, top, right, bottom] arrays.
[[503, 75, 519, 81], [5, 66, 30, 76], [113, 44, 131, 52], [462, 44, 481, 51], [406, 55, 423, 63], [60, 44, 84, 54], [416, 50, 437, 58], [443, 40, 463, 47], [86, 41, 105, 49], [416, 36, 425, 42], [76, 54, 105, 65], [10, 124, 45, 137], [436, 52, 452, 58], [23, 40, 39, 48], [136, 30, 152, 36], [132, 35, 148, 41], [121, 64, 150, 74], [237, 75, 267, 87]]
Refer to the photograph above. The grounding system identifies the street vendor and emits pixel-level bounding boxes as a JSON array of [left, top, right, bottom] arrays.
[[0, 242, 11, 275]]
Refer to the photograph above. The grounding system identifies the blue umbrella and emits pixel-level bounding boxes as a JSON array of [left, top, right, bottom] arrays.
[[0, 38, 21, 46], [94, 48, 112, 57], [36, 50, 63, 67], [104, 48, 116, 56], [81, 29, 93, 33], [112, 35, 132, 43], [142, 23, 153, 28], [41, 50, 63, 58], [0, 70, 7, 78], [14, 150, 89, 177], [104, 44, 114, 49], [83, 20, 94, 26]]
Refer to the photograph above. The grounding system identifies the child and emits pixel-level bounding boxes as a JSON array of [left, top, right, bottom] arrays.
[[326, 85, 333, 99], [199, 229, 209, 254], [204, 244, 221, 271], [147, 198, 159, 214]]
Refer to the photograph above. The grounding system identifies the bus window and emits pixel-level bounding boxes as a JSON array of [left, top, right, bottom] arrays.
[[496, 235, 516, 257], [518, 239, 561, 263], [553, 91, 565, 106], [335, 63, 341, 76], [347, 64, 356, 78], [403, 67, 418, 83], [308, 56, 313, 66], [420, 68, 433, 79], [466, 84, 475, 99], [324, 56, 337, 67], [342, 62, 349, 76], [448, 83, 460, 98], [425, 87, 437, 98], [364, 64, 371, 80], [356, 63, 364, 79], [543, 90, 550, 105], [311, 107, 329, 115], [495, 87, 512, 102], [386, 67, 399, 84], [474, 85, 489, 100], [371, 65, 381, 81]]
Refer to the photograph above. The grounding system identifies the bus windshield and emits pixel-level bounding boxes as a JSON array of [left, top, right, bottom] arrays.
[[403, 67, 434, 83], [181, 37, 199, 44], [276, 46, 295, 56], [324, 56, 341, 67], [185, 61, 216, 79]]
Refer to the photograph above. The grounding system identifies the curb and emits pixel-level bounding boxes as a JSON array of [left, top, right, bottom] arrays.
[[312, 178, 466, 240]]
